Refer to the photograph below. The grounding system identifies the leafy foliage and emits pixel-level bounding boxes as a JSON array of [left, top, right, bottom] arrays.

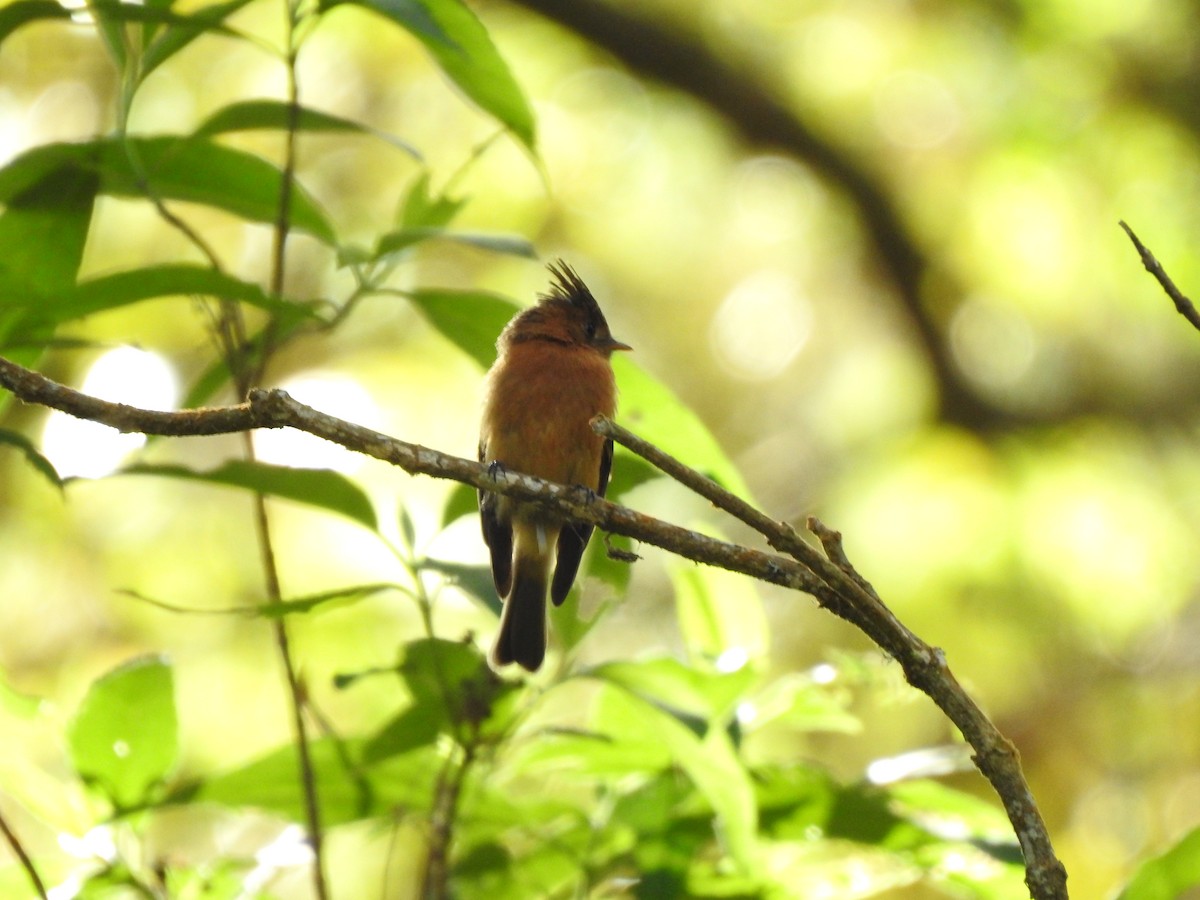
[[2, 0, 1167, 897]]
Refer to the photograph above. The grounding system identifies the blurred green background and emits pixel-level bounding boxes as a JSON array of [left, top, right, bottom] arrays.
[[1, 0, 1199, 896]]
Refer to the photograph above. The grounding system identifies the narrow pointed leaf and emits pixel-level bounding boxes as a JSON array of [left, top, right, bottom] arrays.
[[0, 159, 97, 363], [139, 0, 256, 79], [66, 264, 320, 323], [404, 288, 517, 369], [0, 428, 62, 489], [373, 226, 535, 261], [0, 138, 336, 244], [323, 0, 535, 151], [120, 461, 377, 530], [196, 99, 420, 158]]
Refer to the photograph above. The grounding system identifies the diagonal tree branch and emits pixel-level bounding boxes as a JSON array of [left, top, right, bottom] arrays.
[[0, 353, 1067, 899], [592, 415, 1067, 900]]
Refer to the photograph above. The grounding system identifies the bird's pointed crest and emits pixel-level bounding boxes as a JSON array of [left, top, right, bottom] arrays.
[[541, 259, 601, 317]]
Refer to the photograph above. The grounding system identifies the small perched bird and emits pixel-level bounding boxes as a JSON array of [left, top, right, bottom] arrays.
[[479, 261, 630, 672]]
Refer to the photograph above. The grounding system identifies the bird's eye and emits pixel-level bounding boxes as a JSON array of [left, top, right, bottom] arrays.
[[585, 320, 597, 340]]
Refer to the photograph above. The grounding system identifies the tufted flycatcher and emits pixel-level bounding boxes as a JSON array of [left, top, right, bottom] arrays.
[[479, 261, 630, 672]]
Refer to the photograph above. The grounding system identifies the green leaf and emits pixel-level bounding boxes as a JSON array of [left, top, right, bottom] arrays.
[[65, 264, 320, 323], [182, 738, 442, 826], [196, 99, 421, 159], [613, 355, 752, 498], [0, 0, 70, 47], [0, 427, 62, 489], [324, 0, 536, 152], [1118, 824, 1200, 900], [0, 671, 47, 719], [0, 138, 336, 244], [0, 159, 98, 355], [744, 673, 860, 736], [589, 657, 757, 725], [398, 170, 464, 230], [67, 656, 178, 810], [671, 560, 769, 663], [87, 0, 249, 72], [422, 557, 498, 614], [322, 0, 448, 45], [372, 227, 535, 263], [605, 452, 660, 500], [405, 288, 517, 370], [119, 461, 378, 531], [365, 639, 515, 763], [595, 683, 760, 873], [138, 0, 257, 81], [256, 582, 399, 617], [440, 481, 478, 527]]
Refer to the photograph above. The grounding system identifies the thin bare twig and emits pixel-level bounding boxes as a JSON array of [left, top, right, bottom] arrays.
[[591, 415, 1068, 900], [1120, 220, 1200, 333], [233, 7, 329, 894], [0, 805, 48, 900]]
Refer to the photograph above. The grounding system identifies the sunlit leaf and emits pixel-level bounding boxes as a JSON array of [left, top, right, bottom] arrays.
[[589, 657, 757, 725], [0, 672, 47, 719], [119, 461, 377, 530], [139, 0, 261, 80], [67, 656, 178, 810], [671, 559, 768, 663], [595, 683, 759, 872], [181, 738, 442, 826], [613, 355, 751, 499], [1117, 824, 1200, 900], [87, 0, 251, 73], [257, 582, 399, 617], [321, 0, 536, 152], [372, 227, 535, 262], [196, 99, 421, 159], [743, 673, 860, 736], [0, 138, 336, 244], [398, 170, 464, 229], [65, 264, 320, 323]]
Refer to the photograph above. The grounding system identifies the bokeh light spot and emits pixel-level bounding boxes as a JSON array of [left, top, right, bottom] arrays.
[[42, 347, 178, 479], [709, 270, 811, 381]]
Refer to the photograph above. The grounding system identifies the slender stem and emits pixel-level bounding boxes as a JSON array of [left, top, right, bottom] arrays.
[[0, 805, 48, 900], [1120, 220, 1200, 333], [422, 743, 476, 900], [238, 5, 328, 898]]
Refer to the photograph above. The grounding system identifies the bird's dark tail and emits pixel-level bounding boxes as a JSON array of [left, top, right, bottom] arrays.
[[489, 549, 549, 672]]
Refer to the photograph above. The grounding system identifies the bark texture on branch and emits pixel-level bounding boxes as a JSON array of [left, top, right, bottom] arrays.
[[0, 354, 1068, 898]]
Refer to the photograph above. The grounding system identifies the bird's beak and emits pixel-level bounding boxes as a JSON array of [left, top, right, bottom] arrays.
[[599, 336, 632, 352]]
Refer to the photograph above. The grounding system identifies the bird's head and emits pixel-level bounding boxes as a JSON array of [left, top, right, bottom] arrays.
[[503, 261, 631, 357]]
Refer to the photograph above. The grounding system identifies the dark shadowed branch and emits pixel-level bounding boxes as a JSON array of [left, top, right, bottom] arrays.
[[0, 354, 1068, 899]]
